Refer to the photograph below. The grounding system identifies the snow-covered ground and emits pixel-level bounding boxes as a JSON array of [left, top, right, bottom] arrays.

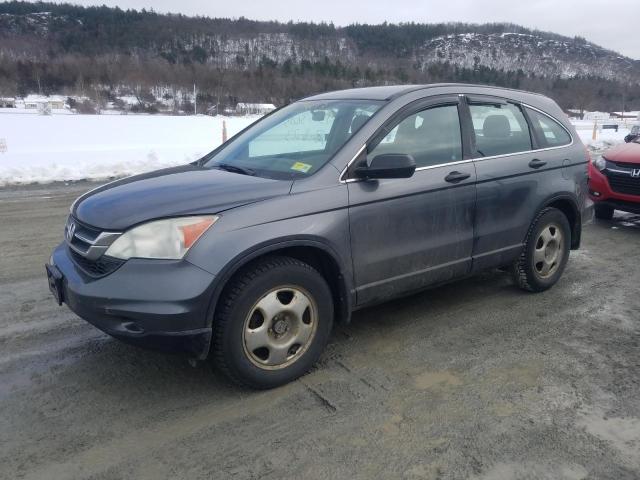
[[0, 113, 633, 186], [0, 114, 259, 186], [572, 119, 631, 152]]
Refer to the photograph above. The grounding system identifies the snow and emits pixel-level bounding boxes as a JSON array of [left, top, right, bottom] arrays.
[[572, 119, 631, 151], [0, 112, 633, 187], [0, 107, 73, 115], [0, 113, 259, 186]]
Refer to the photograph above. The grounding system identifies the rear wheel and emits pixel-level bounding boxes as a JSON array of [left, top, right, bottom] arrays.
[[512, 208, 571, 292], [212, 256, 333, 389], [594, 204, 614, 220]]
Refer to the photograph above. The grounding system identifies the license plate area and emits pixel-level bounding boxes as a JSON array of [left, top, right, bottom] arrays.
[[45, 264, 64, 306]]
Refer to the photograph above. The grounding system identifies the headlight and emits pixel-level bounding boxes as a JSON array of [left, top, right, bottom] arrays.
[[593, 156, 607, 171], [105, 216, 218, 260]]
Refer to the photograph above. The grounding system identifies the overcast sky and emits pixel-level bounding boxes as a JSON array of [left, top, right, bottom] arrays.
[[35, 0, 640, 59]]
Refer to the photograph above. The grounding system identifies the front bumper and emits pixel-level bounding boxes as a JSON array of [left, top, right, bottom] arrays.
[[48, 243, 217, 359], [589, 166, 640, 214]]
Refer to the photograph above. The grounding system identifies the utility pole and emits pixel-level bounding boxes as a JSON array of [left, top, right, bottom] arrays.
[[194, 83, 197, 116]]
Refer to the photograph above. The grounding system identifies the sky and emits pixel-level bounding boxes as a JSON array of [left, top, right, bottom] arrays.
[[31, 0, 640, 59]]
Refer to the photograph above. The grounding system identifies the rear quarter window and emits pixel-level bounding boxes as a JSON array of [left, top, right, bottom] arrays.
[[525, 108, 572, 148]]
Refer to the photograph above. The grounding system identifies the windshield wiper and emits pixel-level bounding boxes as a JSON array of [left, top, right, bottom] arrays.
[[214, 163, 256, 176]]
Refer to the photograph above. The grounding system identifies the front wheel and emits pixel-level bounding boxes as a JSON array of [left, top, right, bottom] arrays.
[[594, 204, 614, 220], [512, 208, 571, 292], [212, 256, 334, 389]]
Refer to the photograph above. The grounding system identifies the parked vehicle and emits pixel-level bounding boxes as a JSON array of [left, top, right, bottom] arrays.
[[589, 136, 640, 219], [624, 124, 640, 143], [46, 84, 589, 388]]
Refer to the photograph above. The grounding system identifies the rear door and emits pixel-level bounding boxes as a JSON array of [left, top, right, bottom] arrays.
[[346, 96, 477, 305], [468, 96, 569, 270]]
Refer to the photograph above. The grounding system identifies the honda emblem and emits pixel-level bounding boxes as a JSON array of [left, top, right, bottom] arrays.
[[66, 221, 76, 242], [632, 169, 640, 178]]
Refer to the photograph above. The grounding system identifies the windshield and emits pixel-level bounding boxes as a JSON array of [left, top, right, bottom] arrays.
[[202, 100, 383, 179]]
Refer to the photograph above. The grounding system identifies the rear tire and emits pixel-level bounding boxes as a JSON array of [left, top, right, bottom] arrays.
[[512, 208, 571, 293], [594, 204, 614, 220], [212, 255, 334, 389]]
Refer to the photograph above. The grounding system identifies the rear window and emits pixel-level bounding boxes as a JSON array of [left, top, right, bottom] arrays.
[[526, 108, 572, 148], [470, 103, 532, 157]]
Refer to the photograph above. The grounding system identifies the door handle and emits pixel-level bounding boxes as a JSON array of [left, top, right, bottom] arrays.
[[445, 171, 471, 183], [529, 158, 547, 169]]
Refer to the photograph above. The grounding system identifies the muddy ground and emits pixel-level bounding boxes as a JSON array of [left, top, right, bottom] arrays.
[[1, 182, 639, 480]]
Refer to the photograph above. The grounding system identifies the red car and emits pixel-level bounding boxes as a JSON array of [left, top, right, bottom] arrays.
[[589, 137, 640, 219]]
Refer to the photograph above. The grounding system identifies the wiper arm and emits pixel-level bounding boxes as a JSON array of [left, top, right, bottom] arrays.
[[214, 163, 256, 176]]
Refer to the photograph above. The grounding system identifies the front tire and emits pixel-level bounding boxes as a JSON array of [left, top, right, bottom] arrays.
[[594, 204, 614, 220], [512, 208, 571, 293], [212, 256, 334, 389]]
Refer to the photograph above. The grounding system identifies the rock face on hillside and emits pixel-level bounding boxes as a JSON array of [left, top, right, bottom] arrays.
[[414, 33, 638, 81]]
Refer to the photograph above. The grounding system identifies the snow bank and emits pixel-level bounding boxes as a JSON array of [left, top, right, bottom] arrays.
[[0, 114, 259, 186], [0, 113, 632, 187]]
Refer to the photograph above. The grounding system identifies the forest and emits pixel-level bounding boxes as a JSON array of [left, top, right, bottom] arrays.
[[0, 1, 638, 113]]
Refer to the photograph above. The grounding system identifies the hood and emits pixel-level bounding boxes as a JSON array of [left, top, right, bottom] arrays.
[[73, 165, 292, 230], [604, 142, 640, 165]]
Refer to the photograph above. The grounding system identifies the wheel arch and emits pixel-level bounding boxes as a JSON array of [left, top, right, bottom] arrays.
[[537, 194, 582, 249], [205, 238, 353, 334]]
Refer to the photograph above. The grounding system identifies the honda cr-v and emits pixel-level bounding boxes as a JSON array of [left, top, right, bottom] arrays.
[[47, 84, 589, 388]]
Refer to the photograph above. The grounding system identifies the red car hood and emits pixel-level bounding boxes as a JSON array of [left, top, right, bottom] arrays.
[[604, 142, 640, 164]]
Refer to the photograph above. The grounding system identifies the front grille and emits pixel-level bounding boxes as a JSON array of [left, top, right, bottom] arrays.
[[612, 161, 640, 169], [606, 172, 640, 196], [65, 216, 123, 276], [67, 220, 103, 256], [69, 247, 124, 277]]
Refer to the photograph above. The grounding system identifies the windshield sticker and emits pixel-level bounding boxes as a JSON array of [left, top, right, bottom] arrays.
[[290, 162, 312, 173]]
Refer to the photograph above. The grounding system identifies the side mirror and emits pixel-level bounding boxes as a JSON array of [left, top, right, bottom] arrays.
[[355, 153, 416, 180]]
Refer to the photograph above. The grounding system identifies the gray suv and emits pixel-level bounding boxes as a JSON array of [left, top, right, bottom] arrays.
[[46, 84, 589, 388]]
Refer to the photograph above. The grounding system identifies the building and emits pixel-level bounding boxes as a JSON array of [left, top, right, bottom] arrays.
[[583, 111, 611, 121], [235, 103, 277, 115], [0, 97, 16, 108], [22, 94, 67, 110], [610, 111, 640, 120]]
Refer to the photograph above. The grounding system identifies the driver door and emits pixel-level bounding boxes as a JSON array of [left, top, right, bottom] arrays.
[[346, 97, 476, 305]]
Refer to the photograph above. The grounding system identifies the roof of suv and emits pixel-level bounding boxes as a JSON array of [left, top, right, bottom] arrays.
[[304, 83, 546, 102]]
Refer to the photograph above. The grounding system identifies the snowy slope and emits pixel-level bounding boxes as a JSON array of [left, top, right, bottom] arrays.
[[0, 114, 258, 186]]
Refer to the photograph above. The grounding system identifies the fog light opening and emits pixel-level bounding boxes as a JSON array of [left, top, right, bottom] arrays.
[[122, 322, 144, 334]]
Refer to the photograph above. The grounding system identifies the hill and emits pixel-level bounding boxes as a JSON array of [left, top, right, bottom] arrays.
[[0, 1, 638, 112]]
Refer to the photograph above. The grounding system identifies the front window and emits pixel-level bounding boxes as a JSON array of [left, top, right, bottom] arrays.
[[368, 105, 463, 168], [203, 100, 383, 179]]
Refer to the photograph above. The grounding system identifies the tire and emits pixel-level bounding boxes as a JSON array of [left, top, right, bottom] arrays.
[[512, 208, 571, 293], [594, 204, 614, 220], [212, 255, 334, 389]]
